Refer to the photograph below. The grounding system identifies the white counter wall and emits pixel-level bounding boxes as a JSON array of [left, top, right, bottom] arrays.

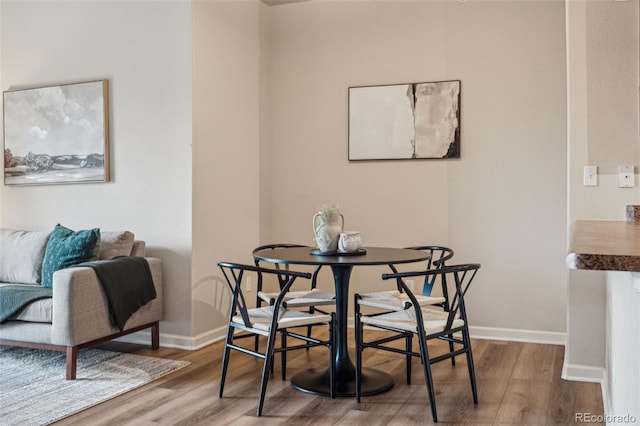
[[605, 271, 640, 423]]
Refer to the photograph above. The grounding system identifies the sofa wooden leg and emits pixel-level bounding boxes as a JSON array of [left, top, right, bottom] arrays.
[[151, 321, 160, 350], [66, 346, 78, 380]]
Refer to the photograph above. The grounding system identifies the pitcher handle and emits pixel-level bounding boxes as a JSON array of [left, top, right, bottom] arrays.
[[313, 212, 321, 236], [313, 212, 345, 236]]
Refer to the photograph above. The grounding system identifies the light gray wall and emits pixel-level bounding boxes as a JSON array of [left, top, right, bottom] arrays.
[[0, 1, 193, 338], [264, 0, 568, 337], [191, 0, 263, 342]]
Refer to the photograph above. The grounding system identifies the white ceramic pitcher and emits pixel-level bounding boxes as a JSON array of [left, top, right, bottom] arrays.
[[313, 211, 344, 252]]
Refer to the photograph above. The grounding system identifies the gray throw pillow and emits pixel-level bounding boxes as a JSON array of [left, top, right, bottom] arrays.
[[0, 229, 51, 284], [99, 231, 135, 260]]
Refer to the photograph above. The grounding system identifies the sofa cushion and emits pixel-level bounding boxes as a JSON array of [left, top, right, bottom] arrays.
[[0, 283, 53, 323], [12, 297, 53, 322], [130, 241, 146, 257], [0, 229, 51, 284], [99, 231, 135, 260], [41, 225, 100, 288]]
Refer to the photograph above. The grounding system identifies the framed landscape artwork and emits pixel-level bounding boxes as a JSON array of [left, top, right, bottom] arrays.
[[348, 80, 461, 161], [3, 80, 109, 185]]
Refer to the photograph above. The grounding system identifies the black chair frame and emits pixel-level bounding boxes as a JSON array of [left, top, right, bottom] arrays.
[[389, 246, 456, 364], [354, 263, 480, 423], [252, 244, 326, 311], [402, 246, 454, 297], [253, 244, 332, 367], [218, 261, 336, 416]]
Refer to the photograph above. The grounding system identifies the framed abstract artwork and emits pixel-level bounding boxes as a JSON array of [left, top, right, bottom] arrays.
[[348, 80, 461, 161], [3, 80, 109, 185]]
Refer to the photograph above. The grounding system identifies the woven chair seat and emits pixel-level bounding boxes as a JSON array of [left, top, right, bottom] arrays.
[[357, 246, 453, 311], [356, 290, 445, 311], [233, 306, 332, 332], [258, 288, 336, 307], [360, 305, 463, 334]]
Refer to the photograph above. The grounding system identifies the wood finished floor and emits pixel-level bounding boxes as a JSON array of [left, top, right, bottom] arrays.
[[53, 331, 604, 425]]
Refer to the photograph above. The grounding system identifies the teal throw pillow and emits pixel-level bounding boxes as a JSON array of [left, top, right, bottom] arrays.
[[41, 224, 100, 288]]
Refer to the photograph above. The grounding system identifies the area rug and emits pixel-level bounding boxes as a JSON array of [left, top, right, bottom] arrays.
[[0, 346, 190, 425]]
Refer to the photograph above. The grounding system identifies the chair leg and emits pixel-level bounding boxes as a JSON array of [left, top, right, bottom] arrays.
[[257, 330, 278, 417], [306, 306, 315, 350], [255, 299, 263, 352], [405, 332, 412, 385], [329, 313, 336, 399], [219, 326, 234, 398], [281, 329, 287, 380], [462, 326, 478, 404], [270, 351, 275, 375], [354, 311, 362, 403], [418, 335, 438, 423], [448, 334, 456, 366], [306, 324, 313, 345]]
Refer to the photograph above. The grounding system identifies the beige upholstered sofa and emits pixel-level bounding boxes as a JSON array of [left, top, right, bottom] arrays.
[[0, 228, 162, 379]]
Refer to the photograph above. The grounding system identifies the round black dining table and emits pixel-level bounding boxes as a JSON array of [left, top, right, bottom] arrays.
[[252, 246, 431, 397]]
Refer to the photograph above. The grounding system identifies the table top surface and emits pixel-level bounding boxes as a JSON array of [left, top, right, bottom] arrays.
[[253, 246, 430, 266]]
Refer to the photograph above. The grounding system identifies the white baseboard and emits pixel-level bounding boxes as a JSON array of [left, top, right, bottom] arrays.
[[468, 325, 566, 345], [119, 324, 566, 352], [190, 326, 227, 350], [115, 326, 227, 350], [349, 320, 566, 346], [561, 362, 605, 383]]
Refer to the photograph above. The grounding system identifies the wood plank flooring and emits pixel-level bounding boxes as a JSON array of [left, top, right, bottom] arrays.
[[53, 331, 604, 425]]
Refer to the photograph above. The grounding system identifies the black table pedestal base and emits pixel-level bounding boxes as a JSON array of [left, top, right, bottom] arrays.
[[290, 367, 394, 397]]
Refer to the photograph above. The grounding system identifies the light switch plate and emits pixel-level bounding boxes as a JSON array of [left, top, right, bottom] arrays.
[[584, 166, 598, 186], [618, 165, 634, 188]]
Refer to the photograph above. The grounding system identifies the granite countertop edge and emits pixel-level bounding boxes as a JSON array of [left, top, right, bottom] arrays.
[[566, 252, 640, 273], [567, 219, 640, 273]]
